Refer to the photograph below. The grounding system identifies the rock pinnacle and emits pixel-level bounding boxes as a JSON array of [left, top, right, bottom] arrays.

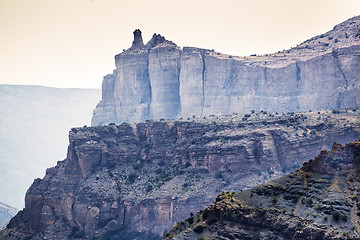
[[132, 29, 144, 48]]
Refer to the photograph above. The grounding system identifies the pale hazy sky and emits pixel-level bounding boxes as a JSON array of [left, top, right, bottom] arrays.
[[1, 0, 359, 89]]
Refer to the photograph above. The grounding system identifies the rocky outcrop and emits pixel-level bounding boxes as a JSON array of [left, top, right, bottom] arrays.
[[92, 16, 360, 125], [165, 140, 360, 240], [1, 110, 360, 239]]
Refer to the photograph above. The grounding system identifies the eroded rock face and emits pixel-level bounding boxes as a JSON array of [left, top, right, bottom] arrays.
[[2, 111, 360, 239], [92, 16, 360, 126], [165, 140, 360, 240]]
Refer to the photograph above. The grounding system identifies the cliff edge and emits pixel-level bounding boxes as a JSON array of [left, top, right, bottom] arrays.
[[92, 16, 360, 125]]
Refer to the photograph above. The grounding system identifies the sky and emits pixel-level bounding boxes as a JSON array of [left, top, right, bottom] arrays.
[[0, 0, 359, 89]]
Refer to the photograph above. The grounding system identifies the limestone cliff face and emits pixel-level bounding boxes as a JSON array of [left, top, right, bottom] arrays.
[[92, 16, 360, 126], [2, 111, 360, 239]]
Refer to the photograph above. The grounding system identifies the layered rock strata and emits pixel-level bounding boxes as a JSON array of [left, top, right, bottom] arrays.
[[92, 17, 360, 125], [1, 110, 360, 239], [165, 140, 360, 240]]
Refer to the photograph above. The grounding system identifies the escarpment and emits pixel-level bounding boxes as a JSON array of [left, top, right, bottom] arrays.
[[92, 16, 360, 125], [1, 110, 360, 239], [165, 140, 360, 240]]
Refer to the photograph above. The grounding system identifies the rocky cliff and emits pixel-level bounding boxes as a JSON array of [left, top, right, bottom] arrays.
[[165, 139, 360, 240], [1, 110, 360, 239], [92, 16, 360, 125]]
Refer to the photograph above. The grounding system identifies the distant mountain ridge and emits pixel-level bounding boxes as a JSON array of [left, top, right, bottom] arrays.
[[0, 202, 17, 230], [92, 16, 360, 125], [0, 84, 100, 209]]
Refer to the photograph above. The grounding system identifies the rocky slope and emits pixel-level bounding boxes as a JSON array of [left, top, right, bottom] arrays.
[[0, 202, 17, 230], [92, 16, 360, 125], [165, 140, 360, 240], [0, 85, 100, 209], [1, 110, 360, 239]]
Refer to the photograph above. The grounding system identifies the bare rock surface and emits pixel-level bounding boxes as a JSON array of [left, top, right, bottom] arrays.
[[1, 110, 360, 239], [165, 139, 360, 240], [92, 16, 360, 125]]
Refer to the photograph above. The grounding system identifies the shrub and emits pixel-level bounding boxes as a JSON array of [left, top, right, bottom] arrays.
[[182, 182, 190, 188], [187, 216, 194, 224], [127, 174, 137, 184], [215, 172, 224, 179], [133, 164, 142, 170], [202, 210, 208, 220], [73, 231, 86, 238], [332, 211, 340, 221], [146, 185, 153, 192], [193, 225, 205, 233], [315, 204, 322, 211], [184, 162, 191, 168], [330, 157, 339, 169]]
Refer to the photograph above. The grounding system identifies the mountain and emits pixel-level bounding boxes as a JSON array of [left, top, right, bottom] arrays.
[[0, 85, 100, 209], [92, 16, 360, 125], [0, 202, 17, 231], [165, 139, 360, 240], [1, 110, 359, 239]]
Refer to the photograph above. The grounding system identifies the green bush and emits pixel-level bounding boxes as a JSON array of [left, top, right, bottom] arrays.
[[332, 211, 340, 221], [315, 203, 322, 211], [127, 174, 137, 184], [193, 225, 205, 233], [146, 185, 153, 192], [305, 197, 313, 206]]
